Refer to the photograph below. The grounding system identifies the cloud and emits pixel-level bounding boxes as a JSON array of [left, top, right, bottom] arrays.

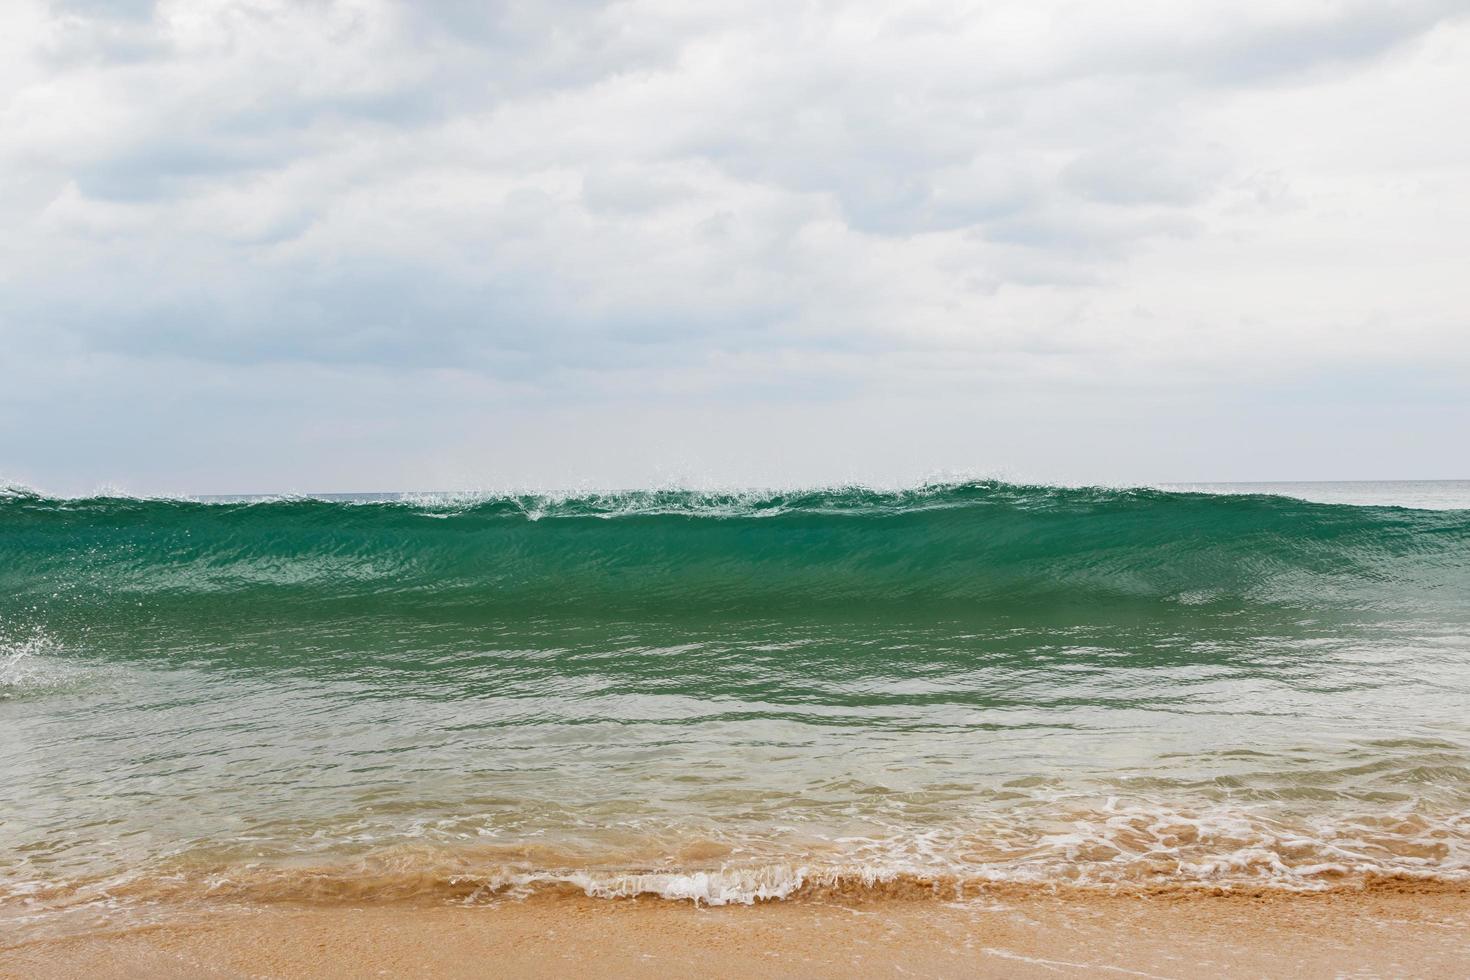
[[1, 0, 1468, 489]]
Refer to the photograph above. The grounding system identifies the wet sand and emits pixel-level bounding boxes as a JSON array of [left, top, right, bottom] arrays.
[[4, 885, 1469, 979]]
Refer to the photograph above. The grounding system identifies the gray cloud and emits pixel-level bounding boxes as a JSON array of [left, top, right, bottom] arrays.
[[2, 0, 1468, 490]]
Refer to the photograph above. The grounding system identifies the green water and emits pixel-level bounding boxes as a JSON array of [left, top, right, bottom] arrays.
[[2, 481, 1469, 927]]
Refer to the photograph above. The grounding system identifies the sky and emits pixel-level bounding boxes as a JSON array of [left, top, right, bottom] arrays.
[[2, 0, 1468, 494]]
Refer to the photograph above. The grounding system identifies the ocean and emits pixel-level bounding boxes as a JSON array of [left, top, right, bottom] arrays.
[[3, 480, 1469, 936]]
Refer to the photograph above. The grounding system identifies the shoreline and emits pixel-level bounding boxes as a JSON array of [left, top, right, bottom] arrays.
[[5, 885, 1469, 978]]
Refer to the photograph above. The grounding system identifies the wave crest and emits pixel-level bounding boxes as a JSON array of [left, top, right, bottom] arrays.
[[4, 481, 1468, 617]]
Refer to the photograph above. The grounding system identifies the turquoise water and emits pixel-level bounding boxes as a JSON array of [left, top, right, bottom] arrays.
[[3, 481, 1469, 931]]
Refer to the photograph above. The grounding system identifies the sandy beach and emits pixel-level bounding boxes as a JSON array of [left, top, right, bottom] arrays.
[[5, 884, 1469, 979]]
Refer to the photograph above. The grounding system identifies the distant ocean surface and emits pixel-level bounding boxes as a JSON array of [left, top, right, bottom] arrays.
[[3, 480, 1469, 936]]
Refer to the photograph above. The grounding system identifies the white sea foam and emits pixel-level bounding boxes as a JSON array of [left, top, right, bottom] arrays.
[[0, 629, 67, 698], [6, 803, 1469, 942]]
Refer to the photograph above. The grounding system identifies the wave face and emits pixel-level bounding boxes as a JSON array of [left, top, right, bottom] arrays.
[[4, 481, 1469, 616], [3, 481, 1470, 935]]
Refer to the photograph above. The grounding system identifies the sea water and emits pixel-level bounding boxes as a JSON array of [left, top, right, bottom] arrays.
[[2, 480, 1468, 934]]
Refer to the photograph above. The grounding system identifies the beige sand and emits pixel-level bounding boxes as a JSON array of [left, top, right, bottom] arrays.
[[4, 886, 1469, 979]]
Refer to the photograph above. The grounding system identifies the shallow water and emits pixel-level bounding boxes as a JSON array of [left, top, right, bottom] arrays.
[[2, 480, 1469, 933]]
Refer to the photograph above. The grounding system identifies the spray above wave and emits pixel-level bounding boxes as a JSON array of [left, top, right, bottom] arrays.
[[3, 481, 1469, 617], [0, 629, 89, 702]]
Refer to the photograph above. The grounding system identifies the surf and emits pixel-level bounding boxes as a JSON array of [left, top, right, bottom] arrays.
[[4, 481, 1469, 621], [4, 479, 1470, 938]]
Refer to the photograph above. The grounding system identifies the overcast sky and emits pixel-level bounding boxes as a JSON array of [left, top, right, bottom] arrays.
[[2, 0, 1468, 493]]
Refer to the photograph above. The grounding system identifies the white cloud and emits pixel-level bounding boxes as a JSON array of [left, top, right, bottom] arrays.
[[1, 0, 1468, 490]]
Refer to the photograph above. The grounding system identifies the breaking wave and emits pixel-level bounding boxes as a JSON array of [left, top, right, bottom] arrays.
[[4, 481, 1469, 618]]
